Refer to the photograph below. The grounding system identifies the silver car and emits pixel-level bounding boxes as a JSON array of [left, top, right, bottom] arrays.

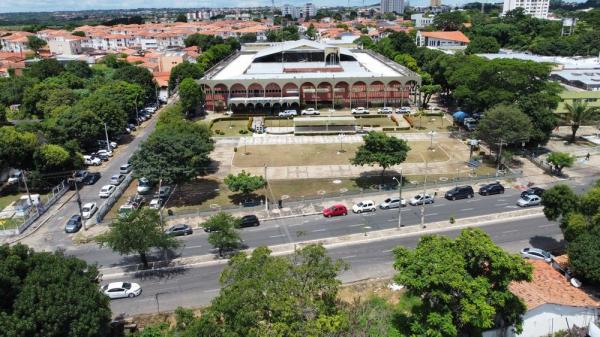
[[101, 282, 142, 299], [517, 195, 541, 207], [379, 197, 406, 209], [520, 247, 553, 263]]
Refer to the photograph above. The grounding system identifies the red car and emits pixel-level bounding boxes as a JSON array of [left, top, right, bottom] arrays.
[[322, 204, 348, 217]]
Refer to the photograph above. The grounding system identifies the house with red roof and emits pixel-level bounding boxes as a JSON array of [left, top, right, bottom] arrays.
[[484, 260, 599, 337], [415, 31, 470, 50]]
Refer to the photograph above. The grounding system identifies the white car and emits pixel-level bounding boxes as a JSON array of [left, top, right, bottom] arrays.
[[517, 195, 542, 207], [7, 170, 22, 184], [145, 106, 157, 113], [409, 193, 434, 206], [352, 200, 376, 213], [81, 202, 97, 219], [83, 155, 101, 166], [379, 197, 406, 209], [351, 107, 369, 114], [396, 107, 412, 114], [224, 110, 234, 116], [119, 163, 133, 174], [110, 174, 125, 186], [101, 282, 142, 299], [149, 198, 163, 209], [301, 108, 320, 115], [378, 107, 394, 114], [96, 149, 113, 157], [99, 185, 116, 198], [278, 110, 297, 117], [137, 177, 152, 194]]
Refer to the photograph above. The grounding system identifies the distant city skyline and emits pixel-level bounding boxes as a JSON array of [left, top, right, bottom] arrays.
[[2, 0, 496, 14]]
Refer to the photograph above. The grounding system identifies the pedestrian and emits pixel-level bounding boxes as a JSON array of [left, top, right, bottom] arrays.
[[586, 153, 590, 161]]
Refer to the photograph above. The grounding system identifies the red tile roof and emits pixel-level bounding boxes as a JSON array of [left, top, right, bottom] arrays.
[[509, 260, 599, 310], [420, 31, 470, 43]]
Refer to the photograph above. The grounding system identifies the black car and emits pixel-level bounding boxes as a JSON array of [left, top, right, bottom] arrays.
[[239, 215, 260, 228], [445, 185, 474, 200], [83, 172, 101, 185], [520, 187, 545, 198], [165, 224, 193, 236], [479, 182, 505, 196], [65, 215, 82, 233]]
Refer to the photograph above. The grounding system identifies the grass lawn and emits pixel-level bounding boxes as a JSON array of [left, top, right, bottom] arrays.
[[233, 142, 450, 167], [0, 193, 20, 211], [402, 114, 454, 132], [0, 217, 21, 230], [264, 119, 294, 127], [356, 116, 397, 127], [210, 120, 250, 137]]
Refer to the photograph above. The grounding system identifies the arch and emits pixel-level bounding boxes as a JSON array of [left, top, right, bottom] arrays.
[[317, 82, 333, 102], [325, 53, 339, 65], [351, 81, 368, 105], [300, 82, 317, 107], [255, 103, 264, 112], [265, 83, 281, 97], [248, 83, 264, 98], [273, 102, 281, 114], [290, 102, 300, 110], [230, 83, 246, 98], [282, 83, 299, 97], [334, 81, 350, 107], [387, 80, 403, 106], [369, 81, 385, 105]]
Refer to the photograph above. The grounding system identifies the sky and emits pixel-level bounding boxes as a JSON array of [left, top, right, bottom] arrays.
[[0, 0, 465, 14]]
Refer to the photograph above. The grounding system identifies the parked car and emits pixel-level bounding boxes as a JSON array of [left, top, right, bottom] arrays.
[[118, 204, 134, 218], [99, 185, 116, 198], [96, 149, 113, 158], [517, 194, 542, 207], [279, 110, 297, 117], [101, 282, 142, 299], [149, 198, 163, 209], [379, 197, 406, 209], [378, 107, 394, 114], [239, 215, 260, 228], [83, 155, 102, 166], [396, 107, 411, 114], [82, 172, 101, 185], [71, 170, 89, 184], [351, 107, 369, 114], [520, 247, 553, 263], [520, 187, 545, 198], [444, 186, 474, 201], [110, 174, 126, 186], [165, 224, 193, 236], [128, 123, 137, 131], [128, 195, 145, 208], [145, 106, 157, 113], [65, 214, 82, 233], [156, 186, 172, 199], [409, 193, 434, 206], [479, 182, 505, 196], [97, 140, 117, 150], [81, 202, 97, 219], [119, 163, 133, 174], [352, 200, 376, 213], [322, 204, 348, 217], [301, 108, 320, 115], [137, 177, 152, 194], [7, 170, 22, 184]]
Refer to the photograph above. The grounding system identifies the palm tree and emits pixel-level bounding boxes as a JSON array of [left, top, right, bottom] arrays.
[[565, 101, 599, 142]]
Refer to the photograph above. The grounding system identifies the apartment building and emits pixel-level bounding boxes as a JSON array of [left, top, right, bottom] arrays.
[[381, 0, 405, 14], [0, 31, 33, 54], [282, 3, 316, 19], [502, 0, 549, 19]]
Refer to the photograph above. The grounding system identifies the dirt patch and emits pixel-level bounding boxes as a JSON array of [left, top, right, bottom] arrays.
[[338, 277, 403, 305]]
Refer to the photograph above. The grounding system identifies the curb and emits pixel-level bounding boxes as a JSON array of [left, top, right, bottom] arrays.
[[100, 207, 544, 279]]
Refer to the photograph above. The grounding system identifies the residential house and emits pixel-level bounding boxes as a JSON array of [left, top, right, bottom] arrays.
[[411, 13, 435, 28], [415, 30, 470, 49], [0, 31, 33, 54]]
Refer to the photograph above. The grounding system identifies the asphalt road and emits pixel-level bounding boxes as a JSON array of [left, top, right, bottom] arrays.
[[107, 215, 563, 316], [20, 111, 161, 249]]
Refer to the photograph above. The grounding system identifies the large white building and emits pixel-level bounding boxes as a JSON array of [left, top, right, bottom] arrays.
[[502, 0, 549, 19], [381, 0, 405, 14], [281, 4, 301, 19], [303, 3, 317, 18], [281, 3, 316, 19]]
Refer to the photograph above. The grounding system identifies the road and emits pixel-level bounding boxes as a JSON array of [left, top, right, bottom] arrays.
[[20, 111, 161, 250], [107, 215, 563, 316]]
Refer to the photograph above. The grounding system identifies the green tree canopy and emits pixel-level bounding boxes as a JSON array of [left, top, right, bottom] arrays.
[[0, 244, 111, 337], [224, 170, 266, 197], [564, 101, 599, 142], [95, 208, 180, 268], [475, 104, 533, 152], [547, 151, 575, 175], [112, 65, 156, 103], [175, 13, 187, 22], [433, 11, 466, 31], [541, 184, 579, 221], [168, 61, 203, 91], [393, 228, 532, 336], [64, 60, 93, 78], [178, 78, 201, 115], [25, 58, 65, 80], [465, 36, 501, 54], [351, 131, 411, 177], [26, 35, 47, 55], [205, 212, 243, 257], [0, 126, 38, 169], [184, 34, 224, 50]]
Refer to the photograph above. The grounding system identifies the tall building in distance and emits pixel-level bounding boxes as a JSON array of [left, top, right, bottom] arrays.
[[303, 3, 317, 18], [381, 0, 405, 14], [502, 0, 549, 18], [430, 0, 442, 6], [281, 3, 316, 19]]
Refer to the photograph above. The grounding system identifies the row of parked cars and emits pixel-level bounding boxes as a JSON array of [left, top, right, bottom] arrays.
[[276, 106, 414, 117]]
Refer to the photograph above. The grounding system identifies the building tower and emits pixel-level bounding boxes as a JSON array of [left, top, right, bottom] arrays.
[[430, 0, 441, 7], [380, 0, 405, 14]]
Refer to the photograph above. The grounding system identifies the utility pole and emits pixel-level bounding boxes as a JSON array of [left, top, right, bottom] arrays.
[[421, 161, 428, 229], [134, 92, 140, 126], [22, 170, 33, 209], [495, 139, 506, 176], [73, 177, 86, 230], [392, 171, 403, 229], [157, 178, 163, 229], [264, 165, 269, 212], [103, 123, 111, 153]]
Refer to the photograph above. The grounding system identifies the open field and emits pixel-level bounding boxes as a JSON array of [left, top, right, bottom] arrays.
[[355, 116, 398, 127], [210, 120, 250, 137], [0, 192, 20, 211], [402, 114, 454, 132], [232, 141, 451, 167]]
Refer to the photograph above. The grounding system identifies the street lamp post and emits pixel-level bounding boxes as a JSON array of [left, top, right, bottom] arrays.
[[392, 171, 403, 229], [428, 131, 437, 150], [421, 161, 428, 229]]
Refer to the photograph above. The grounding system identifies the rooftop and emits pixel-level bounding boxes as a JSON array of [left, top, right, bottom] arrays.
[[551, 68, 600, 86], [419, 31, 470, 43], [509, 260, 599, 310]]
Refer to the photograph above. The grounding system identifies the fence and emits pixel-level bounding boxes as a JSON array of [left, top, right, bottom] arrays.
[[95, 174, 134, 224], [0, 179, 69, 236]]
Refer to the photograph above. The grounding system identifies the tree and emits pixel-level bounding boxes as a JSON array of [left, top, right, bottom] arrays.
[[393, 228, 532, 337], [131, 115, 214, 185], [240, 33, 258, 43], [169, 61, 203, 91], [547, 151, 575, 176], [112, 65, 156, 103], [394, 53, 419, 71], [205, 212, 243, 257], [224, 170, 266, 199], [175, 13, 187, 22], [27, 35, 47, 56], [25, 58, 64, 80], [540, 184, 579, 221], [0, 244, 111, 337], [306, 24, 317, 39], [475, 104, 533, 154], [33, 144, 75, 173], [95, 208, 180, 268], [432, 11, 466, 31], [0, 126, 38, 169], [72, 31, 86, 37], [351, 131, 411, 178], [569, 225, 600, 284], [52, 109, 104, 151], [565, 101, 599, 142], [178, 78, 201, 115], [65, 60, 93, 78], [465, 36, 501, 54], [420, 84, 442, 108], [354, 35, 374, 49], [184, 34, 223, 50]]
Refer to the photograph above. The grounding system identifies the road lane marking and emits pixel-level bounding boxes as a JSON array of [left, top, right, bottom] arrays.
[[505, 206, 519, 209], [203, 288, 220, 293], [185, 245, 203, 249], [428, 212, 439, 216], [382, 249, 394, 253], [341, 255, 356, 259], [538, 224, 555, 228], [460, 208, 474, 211], [269, 234, 286, 238], [312, 228, 326, 232], [349, 223, 364, 227], [498, 199, 506, 202], [495, 203, 509, 207], [502, 229, 519, 234]]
